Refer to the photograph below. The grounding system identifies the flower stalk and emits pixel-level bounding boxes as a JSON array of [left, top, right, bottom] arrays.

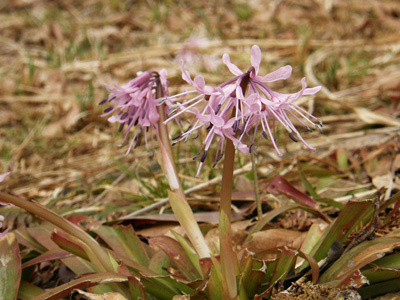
[[155, 77, 210, 259], [251, 150, 263, 219], [218, 72, 253, 299]]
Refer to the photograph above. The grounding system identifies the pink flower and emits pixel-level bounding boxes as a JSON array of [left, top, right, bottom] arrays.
[[100, 69, 172, 154], [0, 169, 11, 182], [176, 37, 207, 67], [167, 45, 321, 176], [176, 37, 219, 72], [0, 165, 12, 238]]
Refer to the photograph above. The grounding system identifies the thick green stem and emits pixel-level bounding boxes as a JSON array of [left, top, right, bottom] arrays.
[[251, 150, 262, 219], [155, 81, 210, 258]]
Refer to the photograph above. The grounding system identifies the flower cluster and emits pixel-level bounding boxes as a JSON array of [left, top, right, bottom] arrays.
[[100, 69, 171, 154], [167, 45, 322, 177]]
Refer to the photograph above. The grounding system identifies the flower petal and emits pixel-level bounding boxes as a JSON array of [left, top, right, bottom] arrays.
[[0, 170, 11, 182], [303, 85, 322, 95], [211, 114, 225, 128], [256, 65, 292, 82], [193, 108, 211, 123], [193, 75, 215, 95], [180, 59, 194, 85], [222, 53, 243, 76], [251, 45, 262, 74]]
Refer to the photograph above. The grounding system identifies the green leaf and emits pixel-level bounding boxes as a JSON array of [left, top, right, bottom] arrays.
[[168, 190, 210, 258], [336, 149, 348, 169], [359, 277, 400, 299], [148, 250, 170, 276], [240, 251, 266, 299], [149, 236, 201, 281], [0, 233, 21, 300], [296, 223, 326, 273], [319, 236, 400, 286], [93, 225, 149, 266], [298, 162, 319, 199], [29, 272, 128, 300], [139, 277, 180, 300], [128, 276, 146, 300], [206, 257, 225, 300], [269, 247, 297, 287], [237, 277, 248, 300], [362, 268, 400, 285], [17, 281, 44, 300], [253, 248, 296, 299], [171, 231, 202, 277], [311, 199, 375, 263], [365, 252, 400, 269]]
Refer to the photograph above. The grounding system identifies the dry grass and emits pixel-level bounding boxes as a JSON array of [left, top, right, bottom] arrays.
[[0, 0, 399, 227]]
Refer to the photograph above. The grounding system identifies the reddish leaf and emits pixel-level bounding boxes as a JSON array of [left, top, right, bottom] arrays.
[[267, 175, 317, 208], [22, 249, 73, 269], [51, 232, 89, 260], [128, 276, 146, 300], [199, 257, 213, 278]]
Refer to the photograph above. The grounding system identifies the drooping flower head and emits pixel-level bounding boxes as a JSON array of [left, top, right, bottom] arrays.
[[166, 45, 322, 176], [100, 69, 171, 154]]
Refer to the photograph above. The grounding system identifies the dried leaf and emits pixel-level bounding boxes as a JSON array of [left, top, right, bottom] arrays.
[[355, 107, 400, 127], [245, 229, 306, 259], [42, 102, 82, 137]]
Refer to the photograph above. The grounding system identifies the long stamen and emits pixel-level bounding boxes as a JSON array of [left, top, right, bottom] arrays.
[[165, 96, 204, 122]]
